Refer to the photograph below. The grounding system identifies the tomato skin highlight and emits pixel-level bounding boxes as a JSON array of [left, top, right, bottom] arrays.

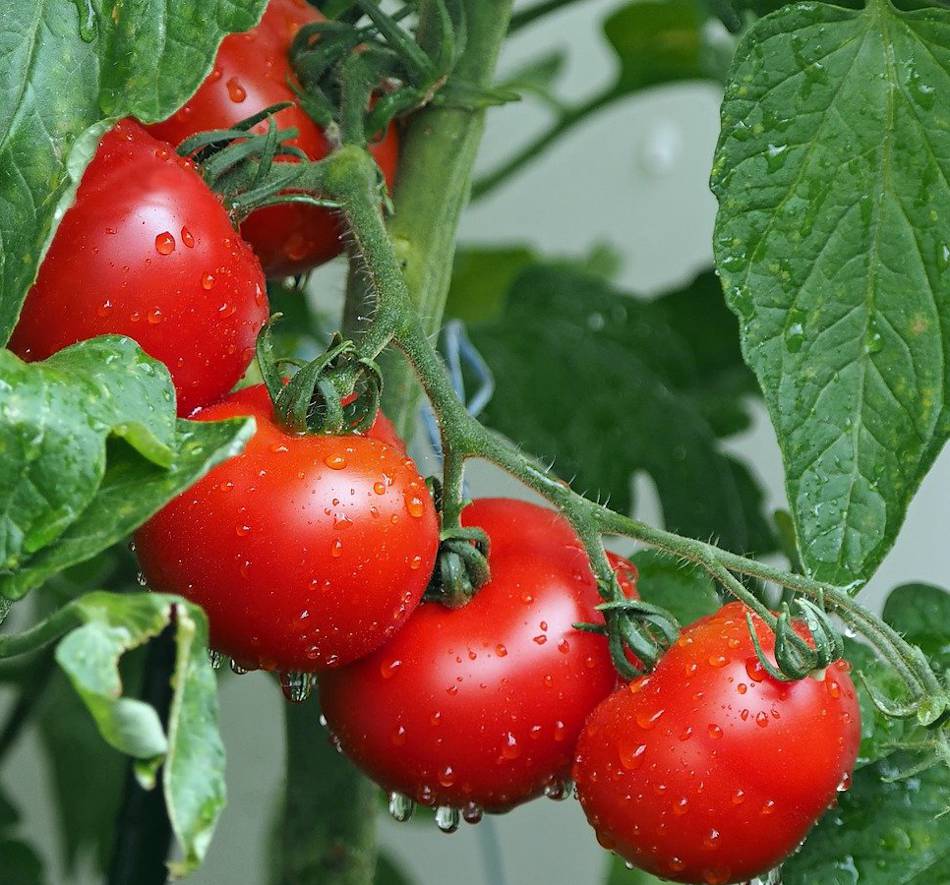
[[9, 120, 268, 416], [134, 385, 438, 672], [573, 602, 861, 885], [319, 498, 638, 812], [146, 0, 399, 277]]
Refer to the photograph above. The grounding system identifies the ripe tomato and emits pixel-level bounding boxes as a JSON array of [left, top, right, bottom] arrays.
[[573, 602, 861, 885], [9, 120, 267, 416], [319, 498, 638, 814], [147, 0, 399, 277], [134, 384, 438, 672]]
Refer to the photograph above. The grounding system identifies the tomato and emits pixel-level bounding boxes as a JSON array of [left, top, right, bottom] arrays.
[[134, 384, 438, 672], [9, 120, 267, 416], [573, 601, 861, 885], [147, 0, 399, 277], [319, 498, 638, 815]]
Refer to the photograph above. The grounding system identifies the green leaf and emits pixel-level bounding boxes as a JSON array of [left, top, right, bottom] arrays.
[[0, 0, 267, 344], [1, 591, 226, 876], [447, 246, 538, 323], [0, 338, 254, 599], [0, 840, 45, 885], [470, 264, 775, 554], [783, 750, 950, 883], [882, 583, 950, 669], [630, 549, 720, 625], [605, 0, 734, 93], [38, 666, 126, 873], [712, 0, 950, 585]]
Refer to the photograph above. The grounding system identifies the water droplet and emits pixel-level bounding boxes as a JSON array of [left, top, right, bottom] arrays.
[[837, 771, 852, 792], [208, 650, 222, 670], [280, 672, 312, 703], [373, 481, 386, 495], [147, 308, 163, 325], [235, 524, 251, 537], [761, 799, 776, 815], [180, 226, 195, 248], [380, 658, 402, 680], [388, 791, 414, 822], [708, 654, 727, 668], [785, 309, 806, 353], [500, 732, 521, 760], [226, 77, 247, 102], [544, 779, 572, 801], [618, 742, 647, 770], [462, 801, 483, 823], [391, 724, 407, 746], [435, 806, 460, 834], [155, 232, 176, 255], [708, 723, 723, 739], [97, 299, 113, 317], [331, 539, 344, 558], [201, 272, 216, 290], [636, 708, 665, 729], [230, 659, 249, 675], [405, 494, 426, 518], [732, 788, 745, 805], [745, 658, 766, 682], [325, 454, 347, 470], [756, 711, 770, 728]]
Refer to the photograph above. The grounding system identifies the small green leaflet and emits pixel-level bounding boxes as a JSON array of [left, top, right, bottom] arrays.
[[0, 0, 267, 344], [0, 337, 254, 599], [630, 549, 720, 625], [712, 0, 950, 585], [468, 262, 775, 554], [0, 591, 226, 877], [784, 582, 950, 880]]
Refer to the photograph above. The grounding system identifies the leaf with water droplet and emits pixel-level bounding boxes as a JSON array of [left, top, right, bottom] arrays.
[[712, 0, 950, 585]]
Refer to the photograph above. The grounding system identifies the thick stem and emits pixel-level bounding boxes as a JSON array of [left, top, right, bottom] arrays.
[[107, 630, 176, 885], [278, 700, 378, 885], [368, 0, 516, 436]]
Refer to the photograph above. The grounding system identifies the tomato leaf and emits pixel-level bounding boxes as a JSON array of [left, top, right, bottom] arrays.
[[881, 583, 950, 670], [629, 550, 720, 626], [1, 591, 225, 877], [712, 0, 950, 585], [0, 0, 267, 344], [470, 263, 775, 554], [605, 0, 734, 93], [0, 337, 254, 600], [784, 750, 950, 883]]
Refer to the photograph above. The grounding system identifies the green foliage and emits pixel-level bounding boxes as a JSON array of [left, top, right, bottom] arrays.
[[784, 582, 950, 879], [0, 0, 267, 344], [0, 591, 226, 876], [0, 338, 254, 599], [0, 785, 44, 884], [630, 549, 720, 625], [712, 0, 950, 585], [464, 261, 775, 554]]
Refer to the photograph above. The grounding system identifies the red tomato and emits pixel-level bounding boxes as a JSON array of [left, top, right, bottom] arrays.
[[147, 0, 399, 277], [134, 384, 437, 672], [319, 498, 638, 814], [573, 602, 861, 884], [9, 120, 267, 416]]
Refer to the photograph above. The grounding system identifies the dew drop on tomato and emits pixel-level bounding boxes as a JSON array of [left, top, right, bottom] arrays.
[[155, 231, 175, 254]]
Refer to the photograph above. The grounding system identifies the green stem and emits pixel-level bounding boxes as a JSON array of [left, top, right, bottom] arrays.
[[508, 0, 595, 32], [278, 701, 378, 885], [369, 0, 516, 436], [322, 154, 946, 709], [471, 87, 616, 201]]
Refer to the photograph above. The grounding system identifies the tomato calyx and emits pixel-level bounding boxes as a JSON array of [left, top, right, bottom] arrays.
[[256, 317, 383, 435], [747, 597, 845, 681], [423, 478, 492, 609], [576, 596, 680, 680], [174, 104, 339, 222]]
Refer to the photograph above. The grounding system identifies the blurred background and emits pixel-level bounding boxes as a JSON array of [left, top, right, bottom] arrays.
[[4, 0, 950, 882]]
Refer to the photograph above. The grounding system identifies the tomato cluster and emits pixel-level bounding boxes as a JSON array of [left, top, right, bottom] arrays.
[[10, 1, 862, 881]]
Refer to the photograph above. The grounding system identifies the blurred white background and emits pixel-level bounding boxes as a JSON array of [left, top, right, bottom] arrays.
[[5, 0, 950, 882]]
